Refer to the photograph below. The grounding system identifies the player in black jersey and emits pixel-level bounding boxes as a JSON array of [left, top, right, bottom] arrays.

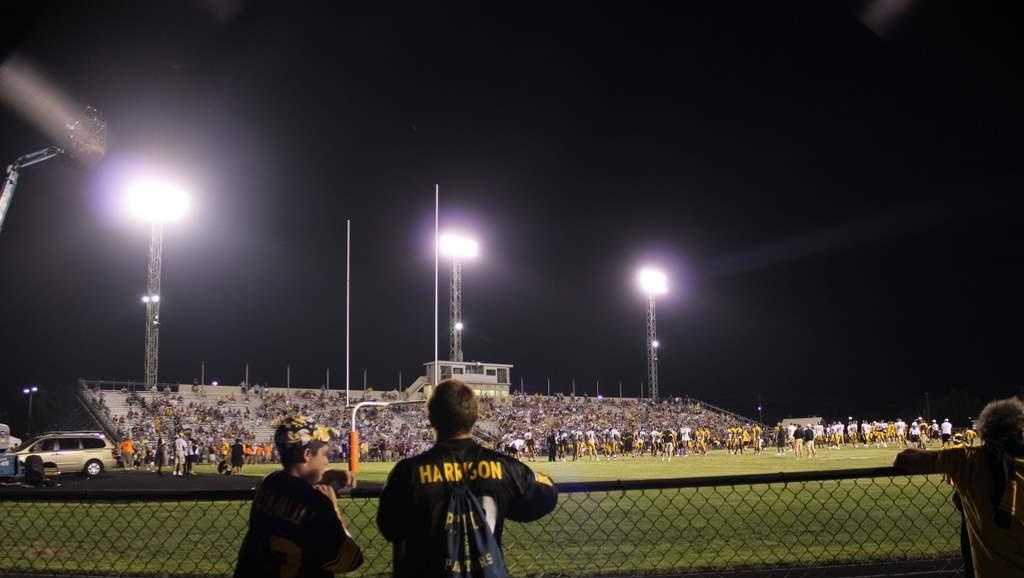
[[378, 379, 558, 578], [234, 415, 363, 578]]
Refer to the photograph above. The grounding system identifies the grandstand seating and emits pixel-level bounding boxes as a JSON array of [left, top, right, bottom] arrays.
[[81, 379, 756, 461]]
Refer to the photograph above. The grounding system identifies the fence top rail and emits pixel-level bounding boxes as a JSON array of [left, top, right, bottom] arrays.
[[0, 466, 918, 501]]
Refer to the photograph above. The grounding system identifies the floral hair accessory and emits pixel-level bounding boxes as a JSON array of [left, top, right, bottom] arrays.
[[274, 415, 340, 449]]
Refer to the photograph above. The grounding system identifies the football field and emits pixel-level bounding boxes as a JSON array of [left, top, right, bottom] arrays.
[[193, 445, 906, 483], [0, 445, 962, 577]]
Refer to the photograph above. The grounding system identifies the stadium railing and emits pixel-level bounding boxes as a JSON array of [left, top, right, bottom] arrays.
[[0, 467, 963, 578]]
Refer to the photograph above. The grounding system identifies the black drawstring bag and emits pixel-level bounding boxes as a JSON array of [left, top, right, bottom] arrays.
[[441, 451, 508, 578]]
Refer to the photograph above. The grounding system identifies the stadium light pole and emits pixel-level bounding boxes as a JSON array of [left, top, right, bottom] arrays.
[[433, 186, 439, 387], [439, 231, 479, 362], [22, 385, 38, 434], [637, 267, 668, 400], [126, 178, 189, 386], [345, 219, 350, 407]]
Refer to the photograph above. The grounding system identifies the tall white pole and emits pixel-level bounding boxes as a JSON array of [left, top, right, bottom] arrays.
[[346, 219, 350, 407], [433, 184, 439, 387], [326, 368, 331, 389], [244, 363, 249, 386]]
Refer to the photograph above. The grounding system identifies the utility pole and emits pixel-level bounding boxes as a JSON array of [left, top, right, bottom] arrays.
[[201, 361, 205, 385], [572, 378, 576, 396], [547, 378, 551, 396], [326, 368, 331, 389], [619, 380, 622, 399], [596, 378, 600, 397], [363, 368, 367, 391]]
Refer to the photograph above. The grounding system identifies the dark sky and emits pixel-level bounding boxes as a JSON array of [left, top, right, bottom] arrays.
[[2, 1, 1023, 429]]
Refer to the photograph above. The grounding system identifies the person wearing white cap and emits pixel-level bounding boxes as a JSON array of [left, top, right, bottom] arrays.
[[941, 418, 954, 447]]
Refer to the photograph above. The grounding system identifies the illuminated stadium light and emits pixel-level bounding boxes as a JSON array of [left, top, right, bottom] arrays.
[[125, 175, 190, 386], [439, 230, 478, 362], [439, 232, 479, 260], [637, 266, 668, 399], [125, 178, 190, 223], [637, 267, 668, 295]]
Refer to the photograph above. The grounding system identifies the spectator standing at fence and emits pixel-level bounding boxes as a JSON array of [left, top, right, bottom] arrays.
[[894, 396, 1024, 577], [378, 379, 558, 578], [234, 415, 362, 577]]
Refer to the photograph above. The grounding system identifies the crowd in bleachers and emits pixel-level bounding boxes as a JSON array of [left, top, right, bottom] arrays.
[[82, 384, 754, 464]]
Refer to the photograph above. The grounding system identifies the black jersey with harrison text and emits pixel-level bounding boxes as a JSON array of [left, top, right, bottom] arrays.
[[234, 470, 363, 578], [377, 438, 558, 578]]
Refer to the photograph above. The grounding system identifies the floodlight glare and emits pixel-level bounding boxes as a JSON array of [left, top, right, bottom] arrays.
[[125, 179, 190, 222], [141, 295, 150, 304], [652, 340, 660, 349], [31, 386, 37, 392], [637, 267, 668, 295], [454, 321, 464, 331], [22, 388, 29, 394], [439, 232, 479, 259], [151, 295, 160, 303]]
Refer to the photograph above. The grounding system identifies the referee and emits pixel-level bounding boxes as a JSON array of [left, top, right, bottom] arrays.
[[378, 380, 558, 578]]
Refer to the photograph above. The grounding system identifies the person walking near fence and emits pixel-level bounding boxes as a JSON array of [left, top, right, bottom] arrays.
[[378, 379, 558, 578], [234, 415, 363, 577], [894, 396, 1024, 577]]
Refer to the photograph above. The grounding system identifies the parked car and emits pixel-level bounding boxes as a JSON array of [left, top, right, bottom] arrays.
[[11, 431, 117, 477]]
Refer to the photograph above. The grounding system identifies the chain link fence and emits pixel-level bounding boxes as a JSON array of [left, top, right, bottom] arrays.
[[0, 467, 963, 577]]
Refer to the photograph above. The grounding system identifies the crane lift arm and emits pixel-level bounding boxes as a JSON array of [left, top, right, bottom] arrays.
[[0, 146, 65, 235]]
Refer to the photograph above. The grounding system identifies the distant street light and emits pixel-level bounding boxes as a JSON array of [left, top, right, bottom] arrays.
[[637, 267, 668, 400], [125, 176, 190, 386], [439, 231, 478, 361]]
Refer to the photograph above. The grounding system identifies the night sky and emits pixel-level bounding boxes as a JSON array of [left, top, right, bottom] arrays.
[[2, 2, 1023, 430]]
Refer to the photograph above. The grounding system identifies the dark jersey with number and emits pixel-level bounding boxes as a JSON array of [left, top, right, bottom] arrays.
[[234, 470, 363, 578], [377, 437, 558, 578]]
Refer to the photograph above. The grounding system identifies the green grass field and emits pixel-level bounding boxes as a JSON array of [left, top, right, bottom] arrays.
[[0, 447, 961, 577], [194, 445, 906, 483]]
